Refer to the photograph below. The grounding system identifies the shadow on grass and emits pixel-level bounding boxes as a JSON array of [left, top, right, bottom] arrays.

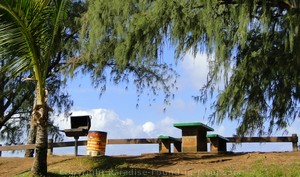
[[89, 156, 181, 176], [47, 168, 181, 177], [46, 153, 246, 176], [47, 172, 70, 177], [47, 155, 182, 176], [118, 152, 243, 168]]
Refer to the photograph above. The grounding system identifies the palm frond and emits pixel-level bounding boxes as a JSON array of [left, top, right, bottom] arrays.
[[43, 0, 68, 77], [0, 22, 31, 77]]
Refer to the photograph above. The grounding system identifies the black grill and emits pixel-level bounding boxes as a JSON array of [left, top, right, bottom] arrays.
[[64, 115, 91, 137]]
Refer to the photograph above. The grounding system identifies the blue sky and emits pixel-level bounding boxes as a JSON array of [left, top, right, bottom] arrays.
[[2, 52, 299, 157]]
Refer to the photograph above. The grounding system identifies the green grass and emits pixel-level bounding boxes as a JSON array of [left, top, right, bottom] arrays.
[[50, 157, 127, 177], [16, 157, 164, 177], [16, 157, 125, 177], [16, 156, 300, 177], [236, 160, 300, 177], [199, 160, 300, 177]]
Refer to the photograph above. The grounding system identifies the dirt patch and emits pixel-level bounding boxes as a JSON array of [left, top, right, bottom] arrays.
[[0, 156, 73, 177], [1, 151, 300, 176]]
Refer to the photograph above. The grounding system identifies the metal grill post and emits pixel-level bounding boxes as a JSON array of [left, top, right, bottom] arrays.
[[74, 136, 79, 156]]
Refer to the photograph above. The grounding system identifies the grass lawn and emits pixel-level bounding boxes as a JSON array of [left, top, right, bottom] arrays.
[[14, 152, 300, 177]]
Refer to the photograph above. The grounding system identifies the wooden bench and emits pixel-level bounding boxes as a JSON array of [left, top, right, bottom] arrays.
[[158, 135, 182, 153], [173, 122, 214, 152], [207, 134, 229, 152]]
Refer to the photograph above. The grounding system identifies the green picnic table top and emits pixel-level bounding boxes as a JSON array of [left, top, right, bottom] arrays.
[[158, 135, 172, 139], [207, 134, 229, 141], [173, 122, 214, 131], [158, 135, 181, 142]]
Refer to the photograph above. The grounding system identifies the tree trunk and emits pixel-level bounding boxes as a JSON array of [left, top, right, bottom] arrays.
[[31, 104, 48, 176], [25, 97, 38, 157], [31, 82, 48, 176], [25, 119, 37, 157]]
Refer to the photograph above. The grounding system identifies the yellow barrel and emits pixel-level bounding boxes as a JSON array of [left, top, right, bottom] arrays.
[[86, 131, 107, 156]]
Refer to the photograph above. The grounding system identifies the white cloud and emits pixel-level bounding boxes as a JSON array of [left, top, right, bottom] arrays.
[[53, 109, 182, 141], [160, 116, 175, 125], [180, 53, 210, 89], [142, 122, 155, 134], [54, 108, 144, 139], [155, 117, 181, 137], [52, 108, 183, 155], [53, 109, 183, 141], [179, 52, 229, 92]]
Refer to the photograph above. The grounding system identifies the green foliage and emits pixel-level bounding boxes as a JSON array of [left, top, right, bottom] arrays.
[[0, 114, 64, 146], [0, 1, 82, 145], [0, 0, 71, 175], [78, 0, 181, 105], [202, 1, 300, 135], [82, 0, 300, 135]]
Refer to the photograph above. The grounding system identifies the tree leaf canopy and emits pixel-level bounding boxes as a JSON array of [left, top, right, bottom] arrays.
[[82, 0, 300, 135]]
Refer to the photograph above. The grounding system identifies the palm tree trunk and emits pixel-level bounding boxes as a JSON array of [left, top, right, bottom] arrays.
[[31, 83, 48, 176], [25, 96, 38, 157], [31, 104, 48, 176]]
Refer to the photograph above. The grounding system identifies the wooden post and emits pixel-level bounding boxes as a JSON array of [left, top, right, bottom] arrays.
[[292, 134, 298, 151], [47, 139, 53, 155], [0, 144, 2, 157]]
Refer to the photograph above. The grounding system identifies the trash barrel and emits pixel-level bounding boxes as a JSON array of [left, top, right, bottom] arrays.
[[86, 131, 107, 156]]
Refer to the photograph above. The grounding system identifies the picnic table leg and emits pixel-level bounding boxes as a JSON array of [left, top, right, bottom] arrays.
[[159, 140, 171, 153], [181, 128, 208, 152], [210, 138, 227, 153], [210, 138, 219, 153], [197, 130, 208, 151], [173, 142, 182, 153], [218, 139, 227, 152]]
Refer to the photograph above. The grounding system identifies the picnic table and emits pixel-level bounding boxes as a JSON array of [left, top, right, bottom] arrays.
[[207, 134, 229, 153], [158, 135, 182, 153], [173, 122, 214, 152]]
